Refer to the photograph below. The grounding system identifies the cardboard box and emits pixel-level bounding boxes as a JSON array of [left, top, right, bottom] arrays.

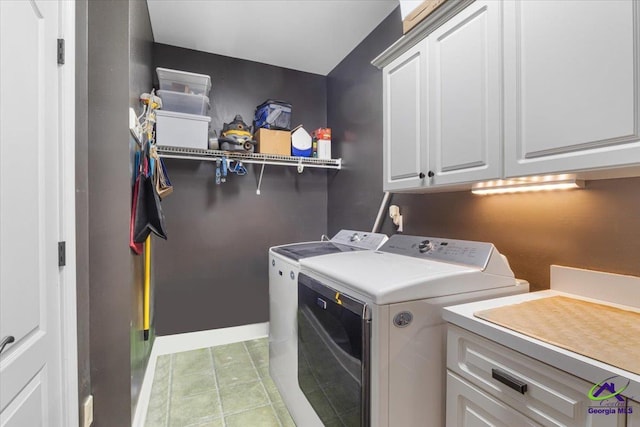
[[402, 0, 449, 34], [255, 128, 291, 156]]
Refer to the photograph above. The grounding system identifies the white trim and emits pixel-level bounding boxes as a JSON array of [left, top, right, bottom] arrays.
[[151, 322, 269, 356], [550, 265, 640, 310], [131, 322, 269, 427], [59, 1, 79, 426]]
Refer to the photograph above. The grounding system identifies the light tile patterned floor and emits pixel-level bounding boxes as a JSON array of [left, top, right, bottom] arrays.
[[145, 338, 295, 427]]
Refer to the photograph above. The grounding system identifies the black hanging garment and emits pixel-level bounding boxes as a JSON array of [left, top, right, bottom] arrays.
[[129, 155, 143, 254], [133, 140, 168, 242]]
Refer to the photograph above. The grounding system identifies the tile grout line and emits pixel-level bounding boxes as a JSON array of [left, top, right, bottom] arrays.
[[210, 346, 227, 427], [157, 340, 283, 426], [219, 355, 280, 418], [211, 344, 271, 415], [164, 355, 174, 427], [244, 341, 284, 427]]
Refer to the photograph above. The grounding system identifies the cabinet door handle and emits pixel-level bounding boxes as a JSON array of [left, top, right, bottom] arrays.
[[0, 335, 15, 355], [427, 170, 435, 178], [492, 368, 528, 394], [418, 172, 425, 179]]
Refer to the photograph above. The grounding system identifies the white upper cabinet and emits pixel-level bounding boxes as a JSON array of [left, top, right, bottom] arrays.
[[383, 40, 428, 191], [503, 0, 640, 178], [428, 0, 502, 186], [381, 0, 501, 192], [375, 0, 640, 192]]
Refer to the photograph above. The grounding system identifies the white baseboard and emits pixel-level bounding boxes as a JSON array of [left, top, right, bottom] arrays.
[[131, 322, 269, 427]]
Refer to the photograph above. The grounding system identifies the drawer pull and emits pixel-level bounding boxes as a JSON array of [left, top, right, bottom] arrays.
[[492, 368, 528, 394]]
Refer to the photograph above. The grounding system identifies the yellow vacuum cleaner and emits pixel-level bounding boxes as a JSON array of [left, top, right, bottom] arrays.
[[219, 114, 256, 152]]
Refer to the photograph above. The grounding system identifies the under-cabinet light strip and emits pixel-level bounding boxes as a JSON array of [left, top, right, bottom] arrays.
[[471, 176, 584, 195]]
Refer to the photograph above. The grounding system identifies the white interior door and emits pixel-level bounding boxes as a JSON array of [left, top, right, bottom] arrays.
[[0, 1, 64, 426]]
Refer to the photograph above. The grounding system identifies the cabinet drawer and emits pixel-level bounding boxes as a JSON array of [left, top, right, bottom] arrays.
[[446, 370, 541, 427], [447, 325, 624, 427]]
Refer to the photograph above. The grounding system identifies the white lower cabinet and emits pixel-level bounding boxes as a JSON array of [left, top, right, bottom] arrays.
[[446, 325, 626, 427], [447, 371, 541, 427], [628, 400, 640, 427]]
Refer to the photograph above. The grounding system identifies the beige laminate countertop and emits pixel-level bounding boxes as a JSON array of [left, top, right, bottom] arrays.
[[443, 290, 640, 401]]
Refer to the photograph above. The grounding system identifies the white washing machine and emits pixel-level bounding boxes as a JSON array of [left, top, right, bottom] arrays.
[[295, 234, 529, 427], [268, 230, 388, 425]]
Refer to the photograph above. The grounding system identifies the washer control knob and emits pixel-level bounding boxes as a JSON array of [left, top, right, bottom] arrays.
[[418, 240, 433, 253], [350, 232, 361, 242]]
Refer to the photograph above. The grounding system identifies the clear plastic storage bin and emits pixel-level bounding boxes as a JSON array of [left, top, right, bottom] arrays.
[[155, 110, 211, 150], [156, 67, 212, 96], [158, 90, 210, 115]]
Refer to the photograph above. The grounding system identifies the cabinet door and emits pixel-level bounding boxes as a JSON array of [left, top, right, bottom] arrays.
[[628, 399, 640, 426], [383, 40, 428, 191], [428, 0, 502, 186], [504, 0, 640, 178], [446, 371, 541, 427]]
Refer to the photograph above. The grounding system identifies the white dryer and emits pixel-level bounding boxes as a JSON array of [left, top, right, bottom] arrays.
[[295, 234, 529, 427], [268, 230, 388, 425]]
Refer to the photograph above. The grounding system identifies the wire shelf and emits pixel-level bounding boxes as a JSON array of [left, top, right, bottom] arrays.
[[156, 146, 342, 171]]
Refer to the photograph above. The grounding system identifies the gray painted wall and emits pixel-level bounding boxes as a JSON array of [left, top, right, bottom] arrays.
[[83, 0, 154, 425], [327, 8, 403, 233], [129, 0, 155, 416], [88, 1, 132, 423], [152, 44, 329, 335], [327, 7, 640, 292]]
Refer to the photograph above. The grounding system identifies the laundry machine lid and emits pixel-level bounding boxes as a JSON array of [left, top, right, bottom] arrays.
[[270, 229, 388, 261], [271, 241, 361, 261], [299, 236, 516, 305]]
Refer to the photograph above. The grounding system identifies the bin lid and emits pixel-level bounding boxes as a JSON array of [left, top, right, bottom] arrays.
[[155, 109, 212, 122], [156, 67, 212, 94]]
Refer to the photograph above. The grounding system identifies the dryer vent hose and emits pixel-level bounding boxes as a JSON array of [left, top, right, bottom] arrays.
[[372, 192, 391, 233]]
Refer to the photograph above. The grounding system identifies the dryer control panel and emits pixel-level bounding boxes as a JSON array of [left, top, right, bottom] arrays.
[[331, 229, 389, 250], [379, 234, 495, 269]]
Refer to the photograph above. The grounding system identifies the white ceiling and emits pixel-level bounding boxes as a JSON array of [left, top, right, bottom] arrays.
[[147, 0, 399, 76]]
